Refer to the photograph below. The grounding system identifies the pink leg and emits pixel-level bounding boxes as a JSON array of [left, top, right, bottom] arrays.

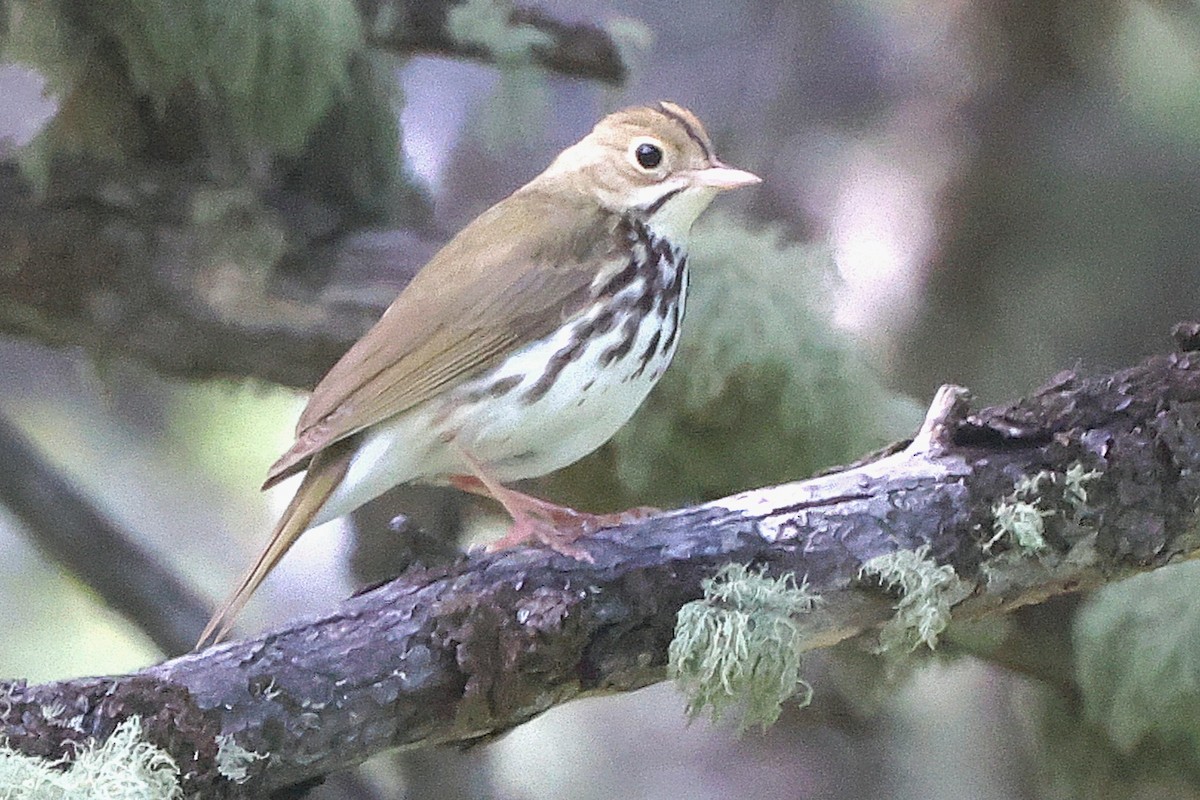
[[449, 475, 659, 527], [449, 458, 591, 560], [448, 458, 661, 561]]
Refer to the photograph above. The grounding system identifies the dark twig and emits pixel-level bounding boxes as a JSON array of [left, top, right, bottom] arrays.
[[358, 0, 628, 84], [0, 415, 211, 657]]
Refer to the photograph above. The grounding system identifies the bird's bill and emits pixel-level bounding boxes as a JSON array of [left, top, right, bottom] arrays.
[[689, 163, 762, 190]]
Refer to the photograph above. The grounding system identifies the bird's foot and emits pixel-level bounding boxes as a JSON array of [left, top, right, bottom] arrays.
[[486, 510, 593, 561], [449, 474, 659, 561], [532, 502, 661, 532]]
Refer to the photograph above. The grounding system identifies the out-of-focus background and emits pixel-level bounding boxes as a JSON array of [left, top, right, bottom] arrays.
[[3, 0, 1200, 798]]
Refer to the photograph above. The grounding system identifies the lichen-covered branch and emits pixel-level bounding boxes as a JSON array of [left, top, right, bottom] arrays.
[[0, 0, 628, 390], [4, 335, 1200, 797]]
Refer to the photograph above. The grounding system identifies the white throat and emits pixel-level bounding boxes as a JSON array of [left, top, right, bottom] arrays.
[[636, 185, 719, 241]]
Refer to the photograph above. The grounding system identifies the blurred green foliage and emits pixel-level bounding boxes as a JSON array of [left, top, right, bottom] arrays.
[[165, 382, 299, 494], [1031, 684, 1200, 800], [1111, 1, 1200, 148], [1, 0, 427, 230], [1005, 561, 1200, 798], [1074, 561, 1200, 774], [447, 0, 552, 149]]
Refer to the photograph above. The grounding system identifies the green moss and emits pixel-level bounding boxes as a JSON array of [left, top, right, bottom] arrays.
[[861, 546, 961, 653], [5, 0, 364, 157], [0, 717, 180, 799], [668, 563, 819, 731], [282, 54, 429, 229], [93, 0, 362, 152]]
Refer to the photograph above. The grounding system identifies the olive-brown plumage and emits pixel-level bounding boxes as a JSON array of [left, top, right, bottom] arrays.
[[198, 102, 759, 647]]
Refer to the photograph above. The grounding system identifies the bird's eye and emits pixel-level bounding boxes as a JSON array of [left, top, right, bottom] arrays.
[[634, 141, 664, 170]]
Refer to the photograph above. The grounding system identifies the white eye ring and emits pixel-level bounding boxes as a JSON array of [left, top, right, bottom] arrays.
[[630, 138, 666, 172]]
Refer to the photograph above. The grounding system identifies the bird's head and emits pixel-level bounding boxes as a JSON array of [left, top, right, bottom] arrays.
[[539, 101, 760, 238]]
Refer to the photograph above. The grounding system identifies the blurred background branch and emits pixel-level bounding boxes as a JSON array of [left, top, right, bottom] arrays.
[[0, 1, 629, 388], [0, 414, 209, 656], [0, 160, 436, 388], [359, 0, 627, 84]]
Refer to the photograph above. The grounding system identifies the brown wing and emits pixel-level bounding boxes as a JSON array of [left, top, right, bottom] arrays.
[[264, 186, 623, 489]]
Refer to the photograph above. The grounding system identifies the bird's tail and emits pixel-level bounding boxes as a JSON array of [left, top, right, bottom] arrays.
[[195, 441, 355, 649]]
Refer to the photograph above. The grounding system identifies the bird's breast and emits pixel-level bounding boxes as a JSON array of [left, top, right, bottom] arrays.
[[438, 220, 688, 481]]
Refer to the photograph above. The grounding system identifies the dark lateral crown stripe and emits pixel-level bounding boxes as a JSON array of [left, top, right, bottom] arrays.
[[655, 102, 714, 161]]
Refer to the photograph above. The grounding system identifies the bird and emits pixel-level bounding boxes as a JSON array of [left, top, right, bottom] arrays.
[[197, 102, 760, 647]]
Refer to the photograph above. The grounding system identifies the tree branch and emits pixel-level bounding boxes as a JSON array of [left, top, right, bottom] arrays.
[[359, 0, 628, 84], [0, 416, 398, 800], [0, 0, 628, 390], [5, 334, 1200, 797], [0, 162, 436, 389]]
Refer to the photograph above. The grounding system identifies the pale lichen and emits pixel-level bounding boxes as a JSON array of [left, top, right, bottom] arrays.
[[986, 463, 1101, 554], [0, 716, 181, 799], [860, 546, 963, 653], [1063, 463, 1101, 512], [215, 735, 267, 784], [988, 499, 1052, 553], [668, 563, 820, 731]]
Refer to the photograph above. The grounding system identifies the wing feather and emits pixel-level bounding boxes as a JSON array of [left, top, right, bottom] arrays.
[[264, 186, 622, 488]]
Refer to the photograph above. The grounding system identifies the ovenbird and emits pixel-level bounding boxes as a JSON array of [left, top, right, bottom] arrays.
[[198, 102, 759, 647]]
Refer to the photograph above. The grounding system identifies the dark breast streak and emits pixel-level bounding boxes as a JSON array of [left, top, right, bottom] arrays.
[[522, 217, 687, 404]]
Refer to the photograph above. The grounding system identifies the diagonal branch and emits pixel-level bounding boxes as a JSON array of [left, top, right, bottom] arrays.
[[4, 331, 1200, 797], [0, 417, 400, 800], [0, 415, 212, 657]]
